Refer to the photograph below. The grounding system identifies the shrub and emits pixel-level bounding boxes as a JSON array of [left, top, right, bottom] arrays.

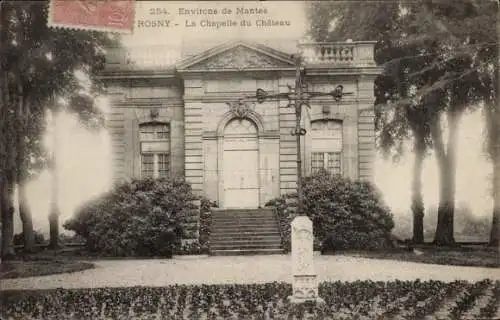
[[266, 194, 297, 252], [199, 197, 217, 254], [58, 233, 86, 244], [266, 169, 395, 252], [63, 177, 198, 257], [13, 230, 45, 246]]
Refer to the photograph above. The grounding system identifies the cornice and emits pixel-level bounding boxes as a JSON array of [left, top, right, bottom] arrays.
[[202, 130, 280, 140], [182, 95, 375, 105], [99, 69, 177, 80], [304, 66, 383, 76], [110, 97, 184, 107], [183, 92, 279, 103]]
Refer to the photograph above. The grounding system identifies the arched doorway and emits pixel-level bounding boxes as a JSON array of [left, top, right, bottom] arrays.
[[222, 118, 259, 208]]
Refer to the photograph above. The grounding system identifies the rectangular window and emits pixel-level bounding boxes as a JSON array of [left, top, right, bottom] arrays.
[[141, 154, 155, 178], [311, 152, 325, 173], [310, 120, 343, 176], [311, 152, 342, 175], [157, 153, 170, 178], [139, 123, 170, 178], [327, 152, 342, 175]]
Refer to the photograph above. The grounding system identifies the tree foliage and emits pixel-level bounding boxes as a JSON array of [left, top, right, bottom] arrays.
[[306, 0, 498, 245], [0, 1, 121, 257]]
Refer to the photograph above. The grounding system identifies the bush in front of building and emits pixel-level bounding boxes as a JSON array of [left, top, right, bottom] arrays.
[[265, 194, 298, 252], [266, 169, 395, 252], [199, 197, 217, 253], [63, 177, 198, 258]]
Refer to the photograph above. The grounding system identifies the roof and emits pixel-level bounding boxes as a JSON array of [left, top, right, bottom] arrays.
[[104, 39, 301, 72]]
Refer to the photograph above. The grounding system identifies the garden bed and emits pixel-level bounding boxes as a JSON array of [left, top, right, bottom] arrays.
[[0, 259, 94, 279], [2, 280, 499, 319]]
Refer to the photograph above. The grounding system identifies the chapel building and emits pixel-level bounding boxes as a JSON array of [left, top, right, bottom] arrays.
[[101, 40, 381, 209]]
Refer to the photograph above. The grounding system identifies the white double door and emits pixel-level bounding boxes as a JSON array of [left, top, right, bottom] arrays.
[[222, 135, 259, 209]]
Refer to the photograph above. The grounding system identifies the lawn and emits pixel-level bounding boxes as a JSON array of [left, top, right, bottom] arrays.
[[2, 280, 499, 319], [339, 245, 500, 269], [0, 257, 94, 279]]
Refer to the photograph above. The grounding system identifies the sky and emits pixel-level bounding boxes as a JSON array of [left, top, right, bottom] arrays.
[[13, 1, 493, 236]]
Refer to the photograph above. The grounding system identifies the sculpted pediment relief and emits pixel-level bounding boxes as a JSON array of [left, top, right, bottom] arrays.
[[178, 42, 295, 71]]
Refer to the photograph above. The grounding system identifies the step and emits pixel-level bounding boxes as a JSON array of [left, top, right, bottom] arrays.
[[210, 238, 281, 246], [212, 215, 276, 221], [211, 222, 278, 228], [212, 210, 275, 218], [210, 230, 280, 236], [210, 227, 279, 236], [209, 234, 281, 242], [212, 215, 277, 221], [213, 208, 274, 213], [210, 243, 282, 250], [209, 208, 282, 256], [210, 233, 281, 240], [211, 214, 276, 220], [211, 248, 284, 256], [211, 227, 279, 234], [210, 243, 282, 249], [210, 234, 281, 241]]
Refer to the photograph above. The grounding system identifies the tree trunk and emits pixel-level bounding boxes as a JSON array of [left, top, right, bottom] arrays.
[[18, 177, 35, 252], [488, 91, 500, 248], [48, 105, 60, 249], [434, 162, 456, 245], [490, 151, 500, 248], [488, 37, 500, 249], [411, 136, 425, 244], [0, 4, 15, 260], [1, 173, 16, 259], [16, 83, 35, 253], [432, 110, 460, 246]]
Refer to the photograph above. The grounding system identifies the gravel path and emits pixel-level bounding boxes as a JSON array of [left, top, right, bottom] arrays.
[[1, 254, 499, 290]]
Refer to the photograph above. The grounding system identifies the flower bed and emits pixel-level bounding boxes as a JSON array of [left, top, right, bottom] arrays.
[[3, 280, 499, 319]]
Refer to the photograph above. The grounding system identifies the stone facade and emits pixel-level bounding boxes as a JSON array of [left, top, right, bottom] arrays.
[[101, 40, 381, 209]]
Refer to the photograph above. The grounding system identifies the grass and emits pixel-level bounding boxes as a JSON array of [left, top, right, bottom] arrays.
[[339, 246, 500, 268], [0, 257, 94, 279]]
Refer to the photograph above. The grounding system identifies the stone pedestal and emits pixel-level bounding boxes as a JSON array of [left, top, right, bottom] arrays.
[[288, 216, 324, 304]]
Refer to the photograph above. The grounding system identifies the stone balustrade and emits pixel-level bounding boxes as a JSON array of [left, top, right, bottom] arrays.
[[298, 41, 377, 66]]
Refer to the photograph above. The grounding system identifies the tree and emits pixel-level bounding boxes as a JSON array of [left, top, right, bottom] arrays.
[[306, 0, 498, 246], [307, 1, 435, 243], [412, 0, 496, 244], [0, 1, 119, 257], [480, 24, 500, 247]]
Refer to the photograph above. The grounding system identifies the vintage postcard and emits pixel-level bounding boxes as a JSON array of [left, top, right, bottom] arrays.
[[1, 0, 499, 318]]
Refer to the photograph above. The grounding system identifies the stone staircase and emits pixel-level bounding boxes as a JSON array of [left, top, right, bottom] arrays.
[[209, 208, 284, 256]]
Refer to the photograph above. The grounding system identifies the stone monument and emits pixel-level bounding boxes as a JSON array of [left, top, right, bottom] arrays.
[[288, 216, 324, 304]]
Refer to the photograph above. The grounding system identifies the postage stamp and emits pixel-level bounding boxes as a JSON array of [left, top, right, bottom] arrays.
[[48, 0, 135, 33]]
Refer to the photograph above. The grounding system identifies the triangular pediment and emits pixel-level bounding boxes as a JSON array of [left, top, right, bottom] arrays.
[[177, 41, 295, 71]]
